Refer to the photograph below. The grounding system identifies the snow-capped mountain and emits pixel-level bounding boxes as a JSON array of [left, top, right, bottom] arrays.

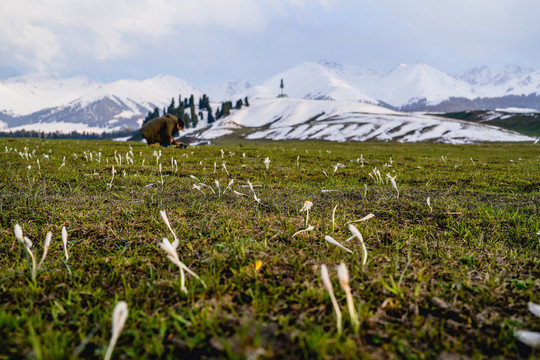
[[233, 61, 540, 109], [457, 65, 534, 87], [255, 62, 379, 104], [0, 59, 539, 142], [0, 74, 100, 116], [200, 81, 253, 103], [369, 63, 478, 107], [0, 74, 202, 133]]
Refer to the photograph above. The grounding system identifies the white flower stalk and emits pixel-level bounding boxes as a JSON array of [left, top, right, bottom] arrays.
[[386, 173, 399, 198], [264, 157, 270, 169], [346, 213, 375, 225], [515, 302, 540, 349], [107, 166, 116, 189], [159, 163, 164, 185], [160, 210, 179, 248], [292, 225, 314, 238], [337, 263, 359, 333], [19, 234, 36, 278], [347, 224, 368, 266], [320, 264, 342, 335], [160, 238, 186, 293], [104, 301, 129, 360], [332, 163, 344, 175], [363, 184, 368, 198], [192, 184, 205, 194], [427, 197, 433, 213], [158, 238, 206, 293], [222, 179, 234, 195], [199, 183, 216, 194], [300, 200, 313, 227], [247, 181, 262, 204], [529, 302, 540, 318], [233, 190, 248, 197], [36, 231, 52, 271], [515, 330, 540, 349], [332, 205, 338, 231], [15, 224, 52, 282], [222, 162, 229, 175], [324, 235, 353, 254], [215, 180, 221, 197], [14, 224, 24, 243], [62, 226, 69, 261], [441, 155, 448, 164], [296, 155, 300, 167], [368, 168, 383, 184], [190, 175, 201, 182]]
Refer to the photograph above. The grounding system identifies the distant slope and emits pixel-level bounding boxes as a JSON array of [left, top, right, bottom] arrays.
[[436, 109, 540, 137], [192, 99, 534, 144]]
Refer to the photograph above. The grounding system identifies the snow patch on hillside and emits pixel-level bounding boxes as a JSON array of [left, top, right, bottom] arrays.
[[196, 99, 533, 144]]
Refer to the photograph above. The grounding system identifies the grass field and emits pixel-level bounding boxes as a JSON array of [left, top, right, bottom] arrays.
[[0, 137, 539, 359]]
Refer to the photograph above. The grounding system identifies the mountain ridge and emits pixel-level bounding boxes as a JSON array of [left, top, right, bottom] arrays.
[[0, 60, 539, 139]]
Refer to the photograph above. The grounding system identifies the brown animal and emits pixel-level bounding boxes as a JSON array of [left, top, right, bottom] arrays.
[[139, 114, 185, 147]]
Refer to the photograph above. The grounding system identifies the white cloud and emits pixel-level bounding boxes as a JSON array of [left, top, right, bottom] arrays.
[[0, 0, 538, 80], [0, 0, 338, 72]]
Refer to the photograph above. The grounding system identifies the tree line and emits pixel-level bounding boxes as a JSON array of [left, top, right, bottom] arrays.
[[143, 94, 249, 128]]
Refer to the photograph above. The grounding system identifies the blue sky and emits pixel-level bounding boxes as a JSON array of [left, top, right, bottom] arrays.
[[1, 0, 539, 85]]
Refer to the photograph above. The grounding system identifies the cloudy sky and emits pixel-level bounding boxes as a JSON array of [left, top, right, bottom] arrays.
[[0, 0, 539, 85]]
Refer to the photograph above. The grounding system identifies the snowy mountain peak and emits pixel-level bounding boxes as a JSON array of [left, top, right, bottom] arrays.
[[372, 62, 477, 106], [458, 64, 534, 86], [258, 61, 379, 104], [200, 80, 253, 102], [317, 60, 344, 71]]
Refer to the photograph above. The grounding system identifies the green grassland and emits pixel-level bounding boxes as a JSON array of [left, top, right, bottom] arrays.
[[0, 138, 539, 359]]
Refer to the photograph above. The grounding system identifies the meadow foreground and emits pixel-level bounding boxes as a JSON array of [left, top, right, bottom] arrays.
[[0, 138, 539, 359]]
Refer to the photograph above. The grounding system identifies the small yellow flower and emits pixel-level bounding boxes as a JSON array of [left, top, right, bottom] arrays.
[[255, 260, 263, 271]]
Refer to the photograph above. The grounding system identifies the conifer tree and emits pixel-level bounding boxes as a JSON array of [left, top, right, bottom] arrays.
[[179, 105, 188, 128], [207, 106, 215, 123], [244, 96, 250, 106], [222, 101, 231, 117], [191, 104, 198, 127], [167, 97, 175, 114], [199, 94, 210, 110]]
